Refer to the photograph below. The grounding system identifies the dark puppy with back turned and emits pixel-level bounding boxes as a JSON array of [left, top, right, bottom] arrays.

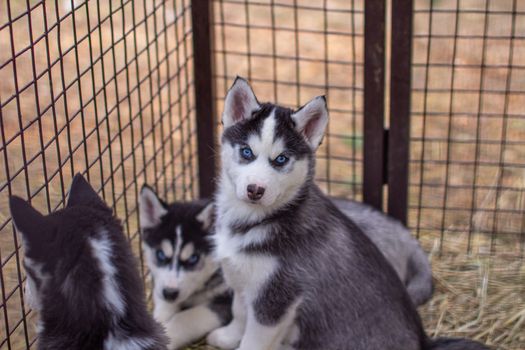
[[9, 174, 168, 350]]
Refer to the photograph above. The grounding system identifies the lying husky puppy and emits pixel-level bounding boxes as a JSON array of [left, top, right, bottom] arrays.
[[9, 174, 168, 350], [208, 77, 488, 350], [139, 187, 433, 348], [139, 187, 232, 349]]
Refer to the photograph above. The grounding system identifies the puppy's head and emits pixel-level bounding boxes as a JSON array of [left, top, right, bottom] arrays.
[[139, 186, 217, 309], [220, 77, 328, 209], [9, 174, 126, 323]]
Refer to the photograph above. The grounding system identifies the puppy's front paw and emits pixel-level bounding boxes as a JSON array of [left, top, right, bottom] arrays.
[[153, 307, 175, 325], [206, 324, 242, 349]]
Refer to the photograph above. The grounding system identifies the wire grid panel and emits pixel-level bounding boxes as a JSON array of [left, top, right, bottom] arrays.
[[0, 0, 197, 348], [213, 0, 365, 199], [409, 0, 525, 256]]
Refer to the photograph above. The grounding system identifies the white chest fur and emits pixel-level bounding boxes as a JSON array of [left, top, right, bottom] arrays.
[[214, 222, 278, 296]]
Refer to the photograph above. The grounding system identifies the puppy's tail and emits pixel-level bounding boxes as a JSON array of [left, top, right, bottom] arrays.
[[406, 248, 434, 306], [428, 337, 490, 350]]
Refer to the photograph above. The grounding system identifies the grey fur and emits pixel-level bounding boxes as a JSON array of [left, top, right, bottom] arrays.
[[331, 197, 433, 306]]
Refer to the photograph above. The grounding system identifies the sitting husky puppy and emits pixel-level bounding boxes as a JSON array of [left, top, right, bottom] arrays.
[[207, 77, 488, 350], [139, 187, 232, 349], [9, 174, 168, 350], [139, 187, 433, 348]]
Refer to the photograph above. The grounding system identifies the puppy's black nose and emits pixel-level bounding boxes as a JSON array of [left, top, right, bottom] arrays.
[[162, 288, 179, 301], [247, 184, 265, 201]]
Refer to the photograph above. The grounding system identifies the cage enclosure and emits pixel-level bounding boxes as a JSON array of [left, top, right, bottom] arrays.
[[0, 0, 524, 349]]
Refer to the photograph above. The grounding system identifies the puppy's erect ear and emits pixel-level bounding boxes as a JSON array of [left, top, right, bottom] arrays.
[[9, 196, 54, 251], [67, 173, 108, 210], [139, 185, 167, 230], [291, 96, 329, 150], [222, 77, 260, 128], [196, 202, 215, 231]]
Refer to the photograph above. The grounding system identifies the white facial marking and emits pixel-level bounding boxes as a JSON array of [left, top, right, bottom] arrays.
[[260, 110, 276, 153], [180, 242, 195, 261], [174, 225, 183, 259], [221, 109, 309, 213], [145, 229, 220, 311], [90, 233, 125, 316], [161, 239, 173, 259]]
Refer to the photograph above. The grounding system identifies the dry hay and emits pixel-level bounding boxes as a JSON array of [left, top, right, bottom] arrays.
[[420, 253, 524, 350], [184, 250, 525, 350]]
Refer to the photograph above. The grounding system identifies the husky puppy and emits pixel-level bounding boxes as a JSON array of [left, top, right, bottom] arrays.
[[207, 77, 489, 350], [139, 186, 232, 349], [9, 174, 168, 350], [139, 187, 432, 348]]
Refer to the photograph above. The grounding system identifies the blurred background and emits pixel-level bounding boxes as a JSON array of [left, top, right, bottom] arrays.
[[0, 0, 524, 349]]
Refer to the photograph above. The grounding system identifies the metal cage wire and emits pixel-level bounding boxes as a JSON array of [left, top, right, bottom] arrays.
[[0, 0, 524, 348], [1, 0, 196, 348]]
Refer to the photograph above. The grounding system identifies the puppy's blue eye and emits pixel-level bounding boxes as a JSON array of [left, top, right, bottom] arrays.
[[274, 154, 289, 166], [186, 253, 200, 266], [156, 250, 169, 264], [240, 147, 254, 160]]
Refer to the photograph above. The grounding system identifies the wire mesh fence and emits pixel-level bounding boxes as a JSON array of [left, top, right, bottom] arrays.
[[0, 0, 524, 349], [409, 0, 525, 257], [0, 0, 196, 348]]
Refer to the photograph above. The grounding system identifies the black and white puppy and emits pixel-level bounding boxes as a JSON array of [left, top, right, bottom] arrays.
[[139, 186, 232, 349], [207, 77, 489, 350], [9, 174, 168, 350]]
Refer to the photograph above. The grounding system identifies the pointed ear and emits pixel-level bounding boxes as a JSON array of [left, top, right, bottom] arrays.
[[67, 173, 108, 210], [9, 196, 52, 246], [222, 77, 260, 128], [196, 202, 214, 231], [291, 96, 329, 150], [139, 185, 167, 230]]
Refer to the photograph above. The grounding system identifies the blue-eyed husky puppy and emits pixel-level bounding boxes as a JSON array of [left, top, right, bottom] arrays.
[[208, 77, 488, 350], [9, 174, 168, 350], [139, 187, 433, 348], [139, 187, 232, 349]]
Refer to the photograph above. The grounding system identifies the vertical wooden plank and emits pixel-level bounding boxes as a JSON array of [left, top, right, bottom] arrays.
[[191, 0, 216, 198], [363, 0, 386, 211], [388, 0, 413, 224]]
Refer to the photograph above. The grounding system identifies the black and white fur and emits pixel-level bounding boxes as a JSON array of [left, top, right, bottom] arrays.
[[139, 186, 232, 349], [9, 174, 168, 350], [207, 77, 489, 350], [139, 186, 433, 349]]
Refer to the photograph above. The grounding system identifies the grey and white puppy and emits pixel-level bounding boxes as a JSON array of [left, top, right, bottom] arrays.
[[139, 187, 433, 348], [208, 77, 489, 350], [9, 174, 168, 350]]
